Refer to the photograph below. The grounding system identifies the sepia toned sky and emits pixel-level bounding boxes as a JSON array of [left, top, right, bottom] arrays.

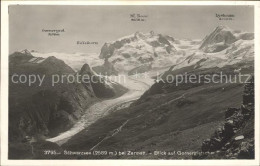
[[9, 5, 254, 54]]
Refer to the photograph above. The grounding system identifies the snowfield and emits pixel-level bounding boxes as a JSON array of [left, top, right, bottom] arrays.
[[31, 51, 103, 71]]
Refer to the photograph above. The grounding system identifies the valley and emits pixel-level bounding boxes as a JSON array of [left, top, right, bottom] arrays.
[[47, 75, 153, 145], [8, 25, 255, 160], [62, 79, 246, 159]]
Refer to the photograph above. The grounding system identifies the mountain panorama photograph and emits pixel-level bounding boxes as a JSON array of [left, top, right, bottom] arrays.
[[8, 5, 254, 159]]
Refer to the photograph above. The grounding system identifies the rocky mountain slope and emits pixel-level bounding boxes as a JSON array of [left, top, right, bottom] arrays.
[[8, 50, 127, 158], [194, 77, 254, 159], [62, 82, 245, 159], [62, 59, 253, 159]]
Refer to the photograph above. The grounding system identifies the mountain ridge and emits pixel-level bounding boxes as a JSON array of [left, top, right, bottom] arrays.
[[8, 50, 127, 145], [93, 26, 253, 76]]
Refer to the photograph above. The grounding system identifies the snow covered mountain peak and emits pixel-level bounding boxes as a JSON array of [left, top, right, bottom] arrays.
[[97, 31, 179, 74], [95, 26, 254, 76], [199, 26, 253, 53], [20, 49, 32, 56]]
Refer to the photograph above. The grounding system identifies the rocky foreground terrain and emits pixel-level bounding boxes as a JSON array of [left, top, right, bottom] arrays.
[[194, 77, 254, 159]]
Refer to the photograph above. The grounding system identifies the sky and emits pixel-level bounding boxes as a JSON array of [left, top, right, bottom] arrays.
[[9, 5, 254, 54]]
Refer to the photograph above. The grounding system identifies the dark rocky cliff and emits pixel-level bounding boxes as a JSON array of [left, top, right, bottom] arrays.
[[9, 51, 96, 142], [8, 51, 125, 143]]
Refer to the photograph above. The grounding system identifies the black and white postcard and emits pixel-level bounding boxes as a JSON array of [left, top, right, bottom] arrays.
[[1, 1, 259, 166]]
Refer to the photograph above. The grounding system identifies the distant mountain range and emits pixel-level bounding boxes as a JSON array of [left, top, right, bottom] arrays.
[[25, 26, 254, 77], [92, 26, 253, 76], [30, 51, 102, 72]]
